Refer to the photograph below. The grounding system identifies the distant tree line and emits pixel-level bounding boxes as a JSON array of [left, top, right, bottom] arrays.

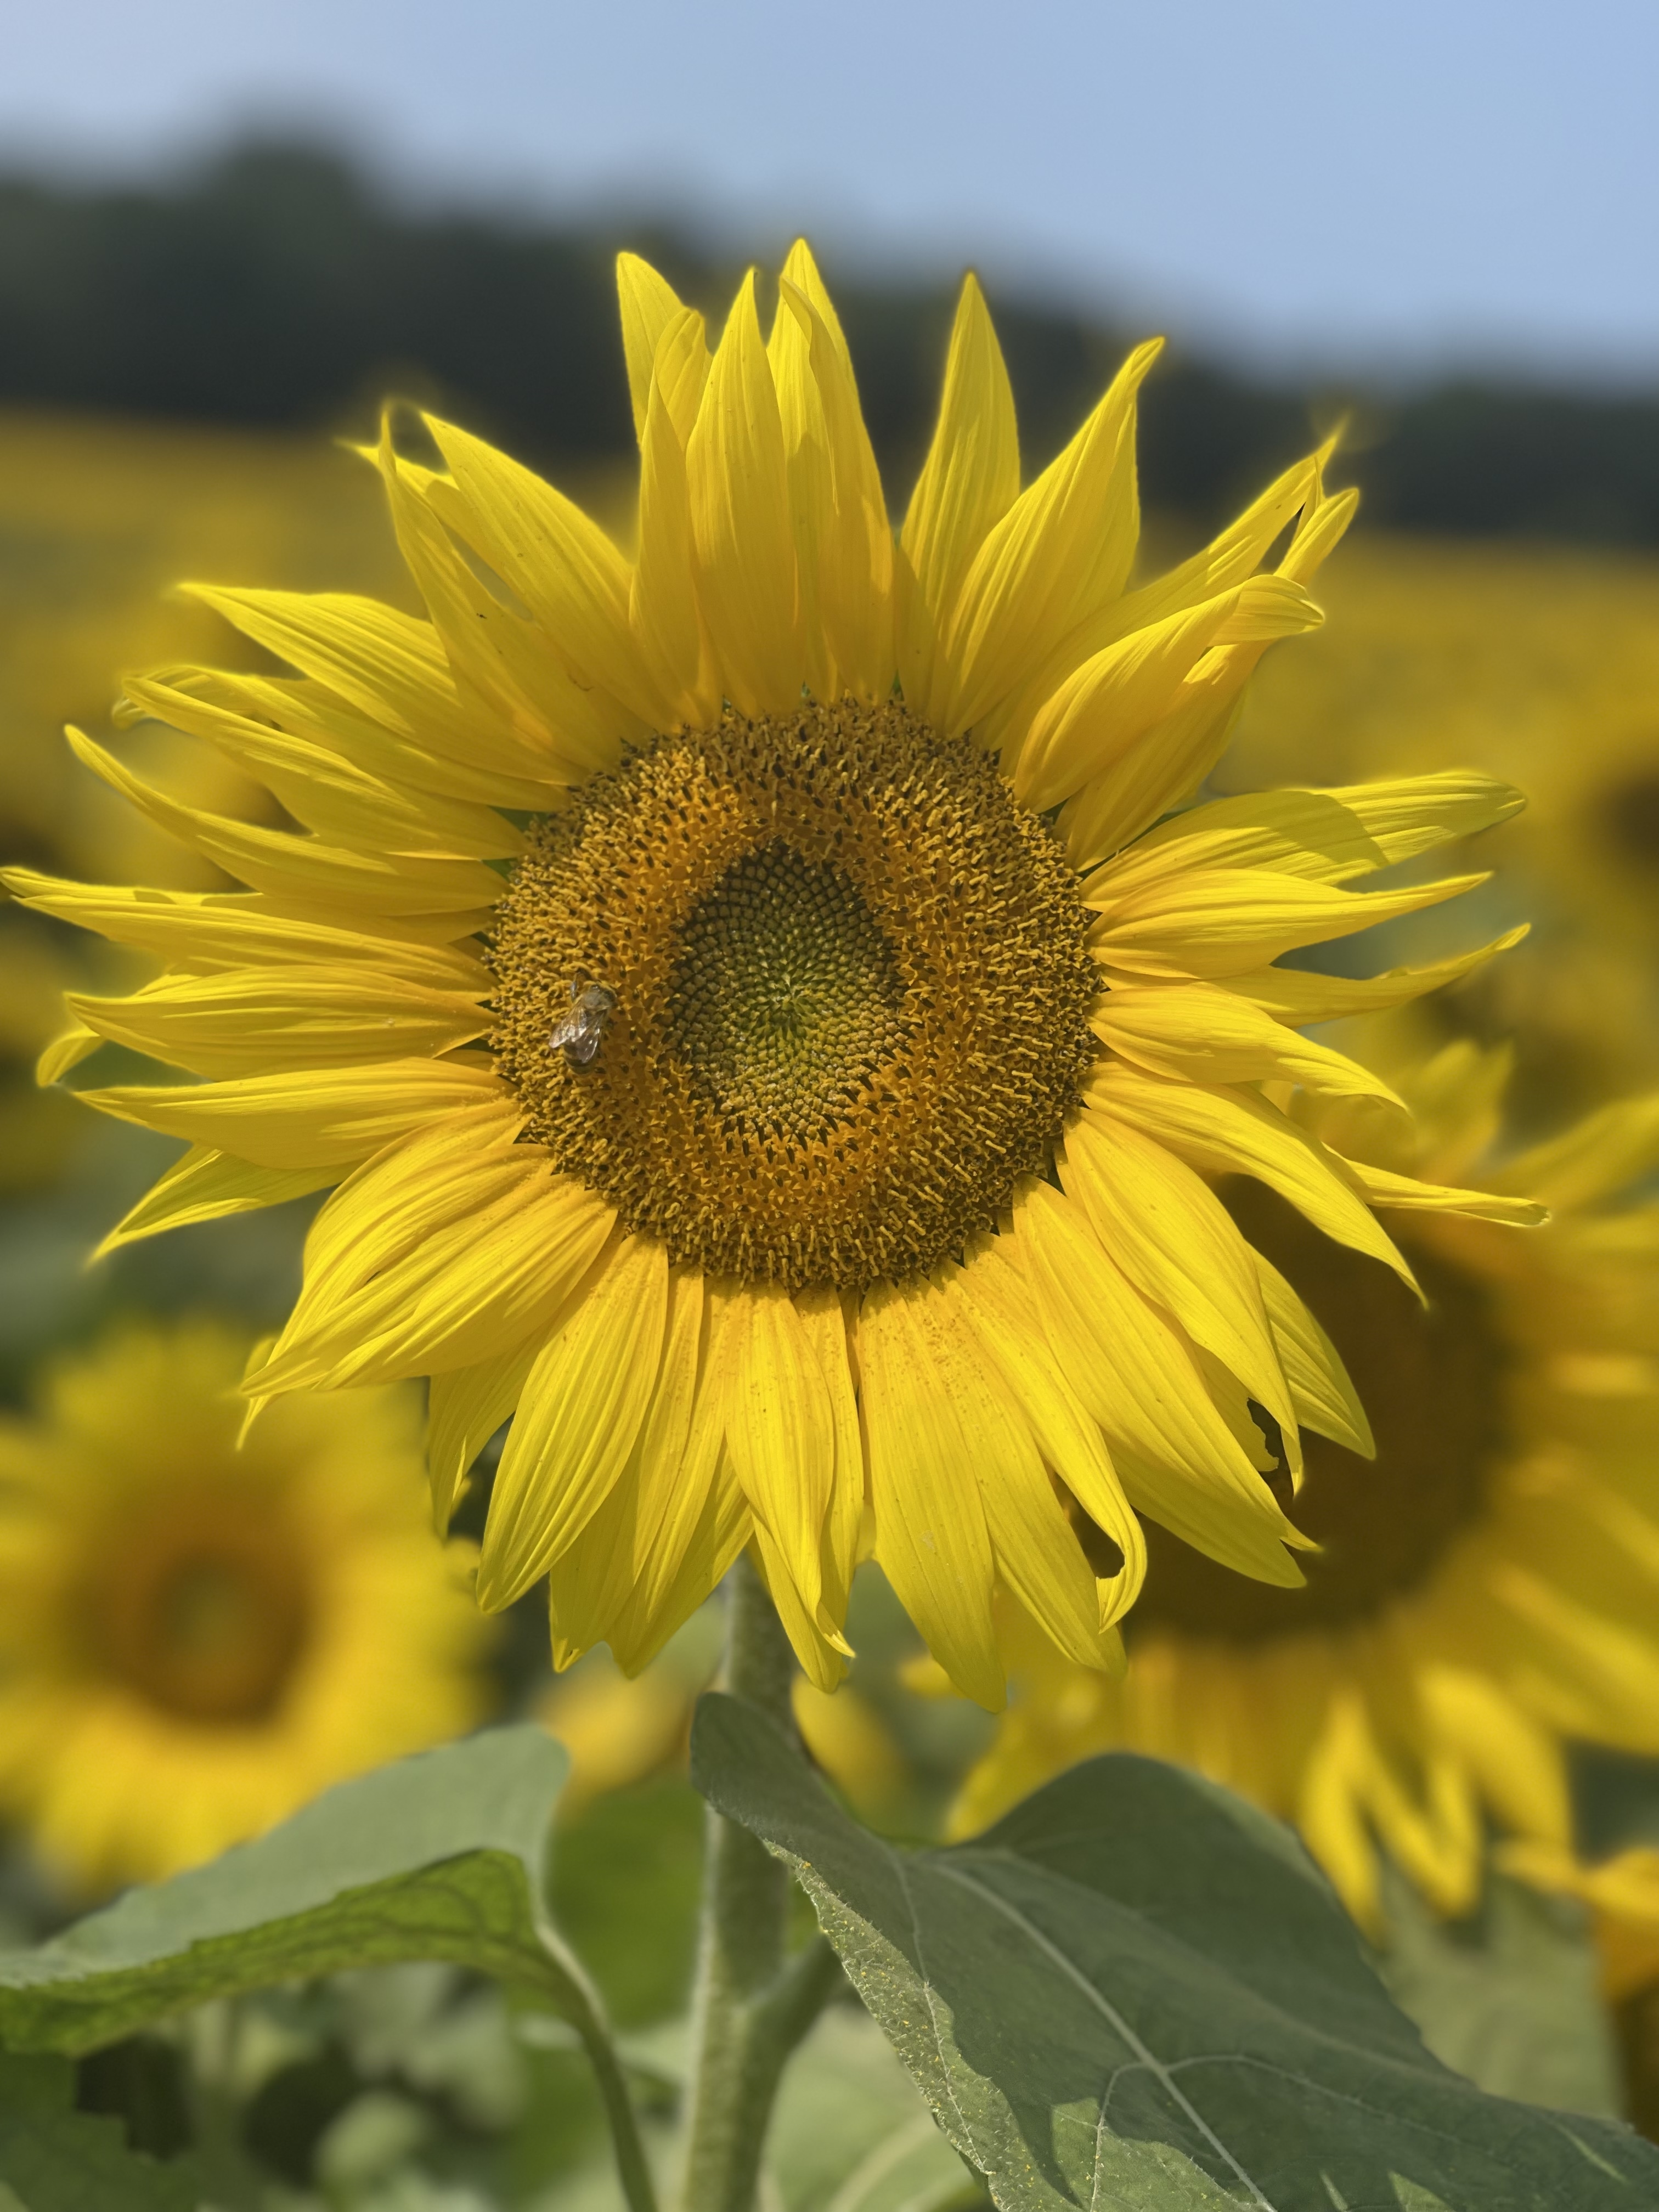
[[0, 142, 1654, 544]]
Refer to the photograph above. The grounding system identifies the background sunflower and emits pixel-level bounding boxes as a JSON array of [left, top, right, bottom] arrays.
[[954, 1020, 1659, 1944], [0, 1316, 493, 1891]]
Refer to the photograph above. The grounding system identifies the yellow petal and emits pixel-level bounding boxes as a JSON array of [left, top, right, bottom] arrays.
[[1015, 575, 1321, 812], [1060, 1110, 1296, 1445], [370, 426, 624, 783], [420, 414, 653, 727], [1249, 1249, 1374, 1459], [1228, 930, 1528, 1026], [712, 1280, 837, 1627], [544, 1265, 716, 1659], [1088, 864, 1490, 982], [950, 1235, 1146, 1629], [68, 965, 487, 1080], [1014, 1178, 1290, 1521], [943, 339, 1162, 735], [77, 1057, 503, 1169], [1110, 447, 1332, 636], [1059, 681, 1245, 867], [631, 308, 718, 724], [427, 1338, 539, 1537], [918, 1277, 1107, 1671], [627, 1271, 732, 1623], [1085, 1065, 1416, 1290], [748, 1527, 849, 1694], [1348, 1158, 1547, 1226], [590, 1450, 752, 1677], [1090, 981, 1407, 1111], [122, 671, 522, 861], [182, 585, 484, 758], [66, 728, 503, 918], [857, 1279, 1003, 1708], [975, 444, 1328, 767], [92, 1146, 334, 1260], [617, 252, 691, 443], [898, 274, 1018, 720], [1111, 772, 1525, 891], [1279, 482, 1359, 585], [35, 1023, 97, 1085], [480, 1235, 669, 1609], [259, 1163, 614, 1395], [768, 279, 839, 702], [777, 245, 894, 700], [795, 1285, 865, 1624], [686, 270, 801, 715], [2, 869, 491, 991]]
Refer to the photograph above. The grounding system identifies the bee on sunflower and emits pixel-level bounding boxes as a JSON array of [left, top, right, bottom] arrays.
[[952, 1018, 1659, 1931], [0, 1319, 490, 1891], [4, 246, 1539, 1705]]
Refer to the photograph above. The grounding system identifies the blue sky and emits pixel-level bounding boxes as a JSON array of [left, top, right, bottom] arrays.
[[2, 0, 1654, 383]]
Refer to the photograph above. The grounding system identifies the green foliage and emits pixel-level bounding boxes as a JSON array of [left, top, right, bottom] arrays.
[[1376, 1866, 1621, 2118], [551, 1779, 706, 2029], [0, 1729, 584, 2056], [693, 1692, 1659, 2212], [0, 2051, 196, 2209], [766, 2006, 981, 2212]]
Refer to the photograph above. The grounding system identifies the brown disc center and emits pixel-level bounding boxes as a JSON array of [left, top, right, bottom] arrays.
[[94, 1501, 312, 1724], [488, 701, 1099, 1292]]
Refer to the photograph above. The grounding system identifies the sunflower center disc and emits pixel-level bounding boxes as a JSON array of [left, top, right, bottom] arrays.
[[1128, 1181, 1506, 1643], [97, 1502, 312, 1724], [668, 842, 909, 1137], [489, 700, 1100, 1292]]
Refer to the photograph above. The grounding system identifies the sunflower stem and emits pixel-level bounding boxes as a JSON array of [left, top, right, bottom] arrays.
[[679, 1555, 837, 2212]]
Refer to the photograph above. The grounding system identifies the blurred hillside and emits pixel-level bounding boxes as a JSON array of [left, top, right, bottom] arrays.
[[1, 141, 1656, 542]]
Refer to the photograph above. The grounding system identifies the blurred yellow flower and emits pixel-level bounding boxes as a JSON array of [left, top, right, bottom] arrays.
[[792, 1677, 907, 1817], [0, 1318, 492, 1891], [1224, 532, 1659, 1113], [954, 1022, 1659, 1936], [540, 1659, 695, 1813]]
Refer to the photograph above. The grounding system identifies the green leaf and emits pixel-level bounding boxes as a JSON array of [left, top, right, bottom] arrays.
[[0, 2051, 196, 2210], [0, 1726, 579, 2056], [767, 2005, 984, 2212], [1376, 1865, 1622, 2118], [693, 1694, 1659, 2212]]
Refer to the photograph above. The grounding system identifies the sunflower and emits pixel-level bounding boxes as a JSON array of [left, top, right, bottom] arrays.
[[952, 1019, 1659, 1929], [4, 245, 1537, 1706], [1223, 533, 1659, 1117], [0, 1318, 490, 1891]]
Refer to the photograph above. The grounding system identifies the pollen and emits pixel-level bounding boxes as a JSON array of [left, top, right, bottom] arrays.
[[489, 699, 1100, 1291]]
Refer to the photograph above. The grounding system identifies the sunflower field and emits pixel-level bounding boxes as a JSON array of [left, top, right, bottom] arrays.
[[2, 236, 1659, 2212]]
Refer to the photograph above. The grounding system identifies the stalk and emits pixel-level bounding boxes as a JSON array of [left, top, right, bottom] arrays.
[[679, 1556, 840, 2212]]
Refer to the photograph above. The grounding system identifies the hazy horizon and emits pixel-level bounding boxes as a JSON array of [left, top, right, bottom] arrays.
[[0, 0, 1652, 389]]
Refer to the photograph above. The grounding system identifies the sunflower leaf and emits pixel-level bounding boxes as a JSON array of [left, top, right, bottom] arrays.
[[0, 2051, 197, 2209], [692, 1692, 1659, 2212], [0, 1726, 582, 2056]]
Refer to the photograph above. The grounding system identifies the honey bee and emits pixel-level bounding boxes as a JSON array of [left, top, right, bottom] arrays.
[[548, 983, 618, 1067]]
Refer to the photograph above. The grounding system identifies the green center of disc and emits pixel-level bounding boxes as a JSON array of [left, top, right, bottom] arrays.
[[666, 839, 909, 1139]]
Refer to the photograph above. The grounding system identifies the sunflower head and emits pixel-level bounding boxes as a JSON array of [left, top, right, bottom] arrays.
[[8, 242, 1538, 1712], [0, 1319, 491, 1891], [953, 1019, 1659, 1934]]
